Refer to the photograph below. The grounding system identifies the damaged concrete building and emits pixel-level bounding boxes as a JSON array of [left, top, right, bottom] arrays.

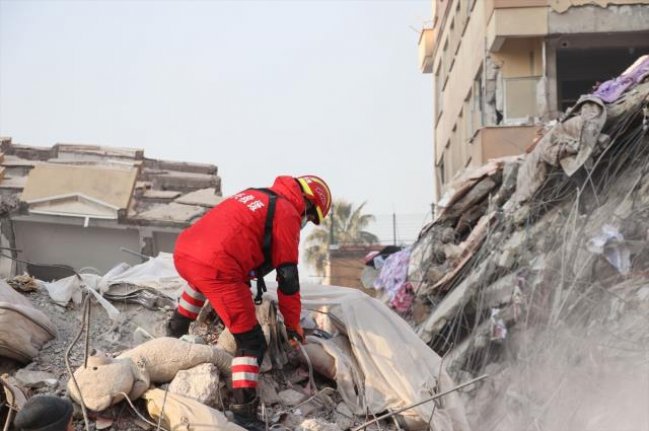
[[0, 138, 222, 278], [400, 54, 649, 429], [418, 0, 649, 199]]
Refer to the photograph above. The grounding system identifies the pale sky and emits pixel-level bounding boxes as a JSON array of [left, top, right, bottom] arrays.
[[0, 0, 433, 222]]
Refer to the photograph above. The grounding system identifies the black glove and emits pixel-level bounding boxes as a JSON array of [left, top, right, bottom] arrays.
[[286, 325, 304, 347], [166, 309, 192, 338]]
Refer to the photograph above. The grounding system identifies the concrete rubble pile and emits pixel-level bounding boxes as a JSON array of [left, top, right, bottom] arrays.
[[403, 56, 649, 430], [1, 252, 473, 430]]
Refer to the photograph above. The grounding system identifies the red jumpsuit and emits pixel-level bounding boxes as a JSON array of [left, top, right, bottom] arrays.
[[173, 175, 303, 335]]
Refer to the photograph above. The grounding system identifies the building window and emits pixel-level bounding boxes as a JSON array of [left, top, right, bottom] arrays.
[[503, 76, 541, 122]]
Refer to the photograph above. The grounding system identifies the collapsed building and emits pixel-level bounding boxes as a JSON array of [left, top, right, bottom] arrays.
[[0, 138, 222, 277], [391, 56, 649, 429]]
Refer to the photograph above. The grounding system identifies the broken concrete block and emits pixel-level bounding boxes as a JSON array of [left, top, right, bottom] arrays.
[[333, 402, 355, 430], [14, 369, 58, 389], [493, 161, 520, 206], [497, 231, 527, 270], [278, 388, 307, 407], [168, 363, 221, 407], [296, 389, 336, 417], [258, 374, 281, 406], [441, 176, 498, 222], [298, 418, 342, 431]]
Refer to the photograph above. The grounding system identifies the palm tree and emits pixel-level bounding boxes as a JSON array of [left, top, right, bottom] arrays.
[[304, 200, 379, 277]]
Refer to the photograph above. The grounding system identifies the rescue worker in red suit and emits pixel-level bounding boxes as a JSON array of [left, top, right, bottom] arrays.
[[165, 175, 332, 430]]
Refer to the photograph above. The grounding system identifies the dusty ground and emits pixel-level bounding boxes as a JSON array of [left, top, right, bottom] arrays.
[[4, 287, 172, 430]]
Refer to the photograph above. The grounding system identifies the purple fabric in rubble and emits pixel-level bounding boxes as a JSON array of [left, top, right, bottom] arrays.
[[373, 247, 411, 300], [593, 56, 649, 103]]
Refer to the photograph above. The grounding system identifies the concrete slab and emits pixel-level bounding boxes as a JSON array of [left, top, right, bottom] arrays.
[[0, 176, 27, 190], [142, 190, 182, 199], [175, 188, 222, 207], [136, 202, 205, 223], [0, 155, 41, 167]]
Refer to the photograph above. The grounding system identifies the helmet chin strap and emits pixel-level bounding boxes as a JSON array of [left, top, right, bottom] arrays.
[[301, 195, 316, 226], [301, 195, 310, 228]]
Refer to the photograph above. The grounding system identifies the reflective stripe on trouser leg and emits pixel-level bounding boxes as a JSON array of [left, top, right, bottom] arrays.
[[178, 284, 206, 319], [231, 356, 259, 389]]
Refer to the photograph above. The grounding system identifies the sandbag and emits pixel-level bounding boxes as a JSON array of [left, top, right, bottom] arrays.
[[0, 280, 56, 363], [143, 388, 245, 431]]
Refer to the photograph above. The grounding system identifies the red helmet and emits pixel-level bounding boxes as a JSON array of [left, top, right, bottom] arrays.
[[296, 175, 332, 225]]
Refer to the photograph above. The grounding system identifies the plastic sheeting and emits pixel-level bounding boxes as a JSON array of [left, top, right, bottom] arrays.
[[39, 253, 186, 318], [103, 253, 186, 298], [266, 282, 472, 431]]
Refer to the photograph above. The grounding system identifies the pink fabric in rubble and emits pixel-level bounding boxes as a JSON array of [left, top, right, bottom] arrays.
[[390, 282, 414, 314]]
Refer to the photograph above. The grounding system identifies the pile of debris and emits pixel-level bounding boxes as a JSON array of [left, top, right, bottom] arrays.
[[399, 56, 649, 429], [1, 251, 474, 431]]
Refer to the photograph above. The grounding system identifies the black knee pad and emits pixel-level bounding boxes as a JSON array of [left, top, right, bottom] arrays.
[[233, 324, 267, 365]]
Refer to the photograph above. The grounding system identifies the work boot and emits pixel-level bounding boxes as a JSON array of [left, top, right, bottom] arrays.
[[230, 397, 265, 431], [166, 309, 192, 338]]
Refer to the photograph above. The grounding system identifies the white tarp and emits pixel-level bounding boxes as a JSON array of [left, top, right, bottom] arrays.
[[102, 253, 186, 297], [266, 282, 471, 431], [39, 253, 187, 318]]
